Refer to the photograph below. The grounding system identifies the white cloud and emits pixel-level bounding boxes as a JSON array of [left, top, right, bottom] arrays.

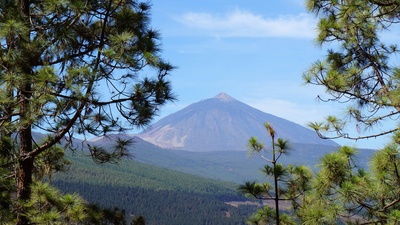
[[176, 9, 316, 39]]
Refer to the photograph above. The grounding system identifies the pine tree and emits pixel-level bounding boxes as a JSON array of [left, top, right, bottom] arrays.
[[239, 123, 313, 225], [300, 138, 400, 224], [0, 1, 174, 224], [301, 0, 400, 223], [304, 0, 400, 140]]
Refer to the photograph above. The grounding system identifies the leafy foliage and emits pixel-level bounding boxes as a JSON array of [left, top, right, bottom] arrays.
[[302, 1, 400, 223], [299, 133, 400, 224], [242, 131, 400, 224], [0, 0, 174, 223], [0, 136, 14, 223], [0, 178, 137, 224], [25, 182, 88, 224], [304, 0, 400, 140], [239, 123, 313, 224]]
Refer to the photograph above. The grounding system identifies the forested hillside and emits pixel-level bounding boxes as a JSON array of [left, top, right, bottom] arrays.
[[90, 135, 357, 183], [51, 152, 256, 224]]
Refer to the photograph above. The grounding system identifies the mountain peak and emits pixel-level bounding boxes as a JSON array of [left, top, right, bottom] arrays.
[[138, 93, 338, 151], [213, 92, 234, 102]]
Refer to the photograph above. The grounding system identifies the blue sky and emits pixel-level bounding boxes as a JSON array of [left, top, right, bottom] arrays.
[[142, 0, 392, 149]]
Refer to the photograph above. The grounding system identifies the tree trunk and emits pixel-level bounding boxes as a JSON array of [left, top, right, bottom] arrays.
[[273, 161, 280, 225], [16, 1, 34, 223], [271, 137, 280, 225], [16, 104, 33, 225], [16, 86, 34, 225], [16, 155, 34, 225]]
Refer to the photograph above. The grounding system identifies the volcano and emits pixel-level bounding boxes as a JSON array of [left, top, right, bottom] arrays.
[[137, 92, 338, 151]]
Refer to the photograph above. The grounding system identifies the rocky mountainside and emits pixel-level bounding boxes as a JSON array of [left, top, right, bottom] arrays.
[[137, 92, 338, 151]]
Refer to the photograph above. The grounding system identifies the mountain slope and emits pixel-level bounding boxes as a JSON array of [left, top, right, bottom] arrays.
[[137, 92, 338, 151], [87, 134, 339, 183], [52, 151, 254, 225], [87, 134, 375, 184]]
